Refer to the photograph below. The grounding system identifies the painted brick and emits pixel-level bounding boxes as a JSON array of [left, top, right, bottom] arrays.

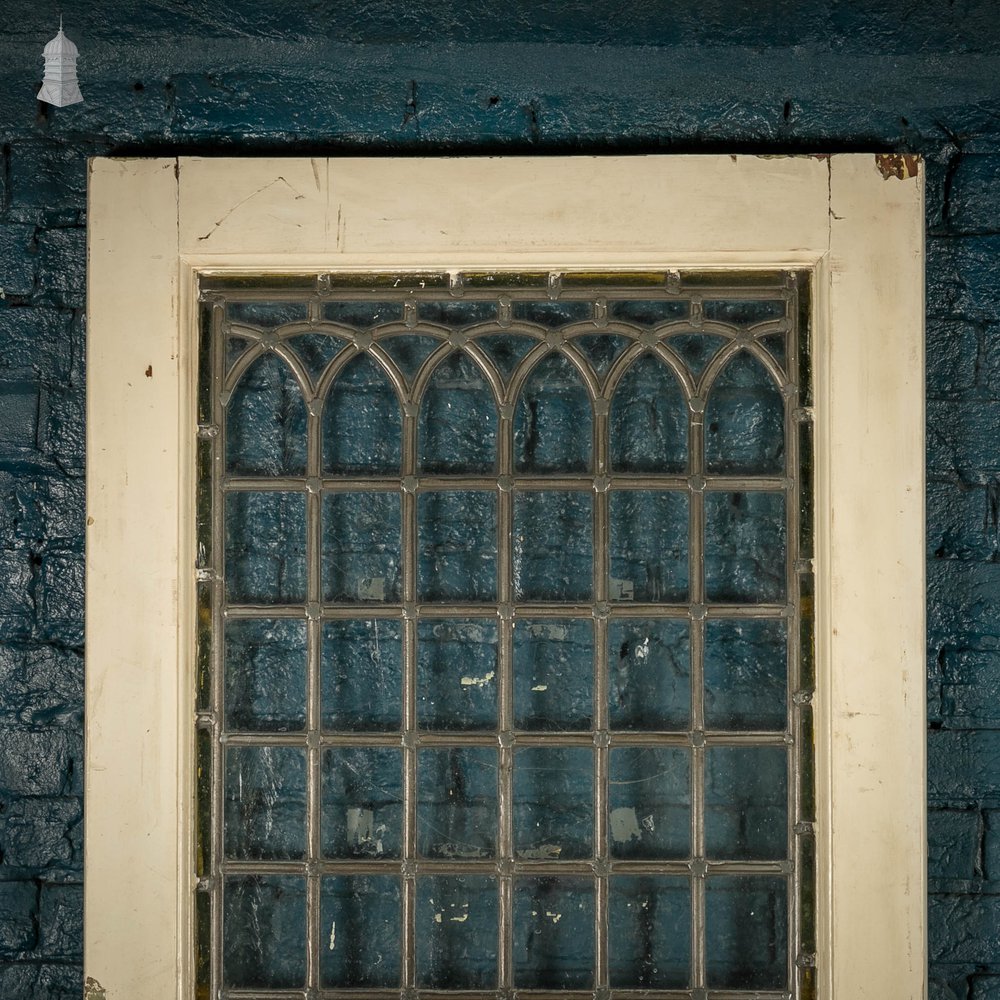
[[0, 380, 40, 454], [0, 551, 35, 640], [931, 894, 1000, 964], [950, 156, 1000, 235], [0, 645, 83, 729], [926, 318, 984, 398], [0, 962, 80, 999], [38, 387, 85, 476], [928, 399, 1000, 477], [37, 884, 82, 961], [0, 880, 37, 955], [973, 976, 1000, 999], [932, 971, 973, 1000], [930, 809, 982, 880], [0, 729, 81, 798], [930, 730, 1000, 803], [6, 141, 87, 225], [938, 648, 1000, 727], [0, 224, 36, 299], [0, 307, 74, 382], [928, 479, 1000, 563], [34, 229, 85, 308], [0, 797, 82, 873], [928, 236, 1000, 321], [928, 561, 1000, 646], [36, 554, 84, 648]]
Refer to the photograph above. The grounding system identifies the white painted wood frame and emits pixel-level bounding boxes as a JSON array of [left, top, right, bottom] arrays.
[[85, 155, 925, 999]]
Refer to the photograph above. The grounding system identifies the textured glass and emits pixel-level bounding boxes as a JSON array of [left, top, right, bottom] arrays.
[[420, 299, 498, 327], [228, 300, 308, 326], [514, 353, 592, 473], [570, 333, 631, 379], [418, 491, 497, 602], [224, 746, 306, 860], [416, 876, 498, 988], [760, 330, 788, 371], [417, 619, 498, 730], [609, 876, 691, 988], [225, 333, 252, 374], [320, 876, 401, 988], [418, 747, 498, 858], [419, 351, 498, 473], [705, 350, 785, 474], [322, 618, 402, 731], [609, 618, 690, 730], [322, 491, 401, 602], [514, 747, 593, 859], [609, 491, 689, 602], [286, 331, 349, 382], [322, 747, 403, 859], [225, 618, 307, 732], [377, 333, 443, 381], [610, 354, 688, 473], [609, 747, 690, 859], [475, 333, 538, 380], [665, 332, 728, 379], [705, 876, 788, 989], [704, 491, 786, 603], [323, 354, 402, 474], [513, 490, 593, 602], [226, 353, 308, 476], [513, 878, 595, 989], [225, 491, 306, 604], [610, 299, 688, 325], [513, 619, 593, 731], [223, 876, 307, 989], [513, 299, 592, 327], [324, 299, 399, 326], [703, 298, 786, 326], [704, 619, 787, 730], [705, 746, 788, 860]]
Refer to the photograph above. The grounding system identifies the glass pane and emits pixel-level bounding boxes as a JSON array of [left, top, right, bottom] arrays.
[[420, 299, 498, 327], [705, 876, 788, 989], [514, 353, 592, 473], [665, 332, 728, 379], [570, 333, 631, 379], [324, 299, 399, 326], [418, 351, 498, 473], [228, 300, 308, 326], [514, 747, 593, 859], [705, 350, 784, 474], [609, 299, 688, 326], [226, 353, 308, 476], [224, 746, 306, 860], [513, 490, 593, 602], [610, 354, 688, 473], [705, 746, 788, 860], [322, 354, 402, 474], [322, 618, 402, 731], [513, 299, 592, 327], [417, 619, 498, 731], [704, 491, 786, 603], [418, 747, 498, 858], [703, 298, 786, 326], [377, 333, 443, 381], [286, 331, 349, 383], [513, 878, 594, 989], [609, 491, 689, 602], [416, 876, 498, 989], [322, 492, 401, 603], [225, 618, 307, 732], [704, 618, 787, 730], [608, 618, 690, 730], [475, 332, 537, 380], [223, 876, 306, 989], [225, 491, 306, 604], [513, 619, 593, 731], [320, 875, 401, 988], [609, 876, 690, 988], [321, 747, 403, 859], [418, 491, 497, 602], [609, 747, 689, 859]]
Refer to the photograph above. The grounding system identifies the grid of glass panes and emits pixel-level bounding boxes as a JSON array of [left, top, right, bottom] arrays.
[[195, 270, 815, 999]]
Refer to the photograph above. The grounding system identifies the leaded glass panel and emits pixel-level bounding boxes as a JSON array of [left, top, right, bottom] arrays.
[[197, 270, 814, 998]]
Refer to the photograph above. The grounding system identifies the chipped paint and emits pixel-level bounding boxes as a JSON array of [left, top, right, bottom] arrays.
[[460, 670, 495, 688], [545, 910, 563, 923], [328, 921, 336, 950], [518, 843, 562, 859], [531, 683, 548, 692], [610, 806, 642, 843], [84, 978, 108, 1000], [874, 153, 920, 181]]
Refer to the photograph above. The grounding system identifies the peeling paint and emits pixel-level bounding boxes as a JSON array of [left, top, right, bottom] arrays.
[[84, 978, 108, 1000], [610, 806, 642, 843], [328, 921, 336, 950], [518, 843, 562, 859], [875, 153, 920, 181], [460, 670, 495, 688], [531, 683, 548, 691]]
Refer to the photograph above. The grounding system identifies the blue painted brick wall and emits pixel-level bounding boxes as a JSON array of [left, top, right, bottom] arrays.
[[2, 1, 1000, 996]]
